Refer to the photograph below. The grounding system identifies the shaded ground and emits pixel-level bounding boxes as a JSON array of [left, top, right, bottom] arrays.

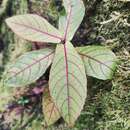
[[0, 0, 130, 130]]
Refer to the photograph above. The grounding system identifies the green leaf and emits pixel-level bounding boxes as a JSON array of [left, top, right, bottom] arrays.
[[59, 15, 66, 36], [77, 46, 117, 80], [42, 87, 61, 126], [5, 48, 54, 87], [59, 0, 85, 41], [6, 14, 62, 43], [49, 42, 87, 126]]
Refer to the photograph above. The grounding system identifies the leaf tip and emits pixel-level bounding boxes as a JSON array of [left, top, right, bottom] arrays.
[[5, 18, 9, 25], [5, 17, 14, 30]]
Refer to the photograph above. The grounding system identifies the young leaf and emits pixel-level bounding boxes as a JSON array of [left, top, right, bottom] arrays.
[[59, 0, 85, 41], [77, 46, 117, 80], [42, 87, 60, 126], [49, 42, 87, 126], [6, 14, 62, 43], [5, 48, 54, 87]]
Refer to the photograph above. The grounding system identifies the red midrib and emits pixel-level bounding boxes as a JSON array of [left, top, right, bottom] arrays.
[[64, 5, 72, 41], [11, 22, 62, 40], [62, 2, 73, 122], [63, 44, 70, 121], [11, 51, 54, 77], [63, 2, 73, 119]]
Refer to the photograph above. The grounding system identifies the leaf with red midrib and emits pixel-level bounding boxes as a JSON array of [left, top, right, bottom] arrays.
[[5, 48, 54, 87], [42, 87, 60, 126], [6, 14, 62, 43], [77, 46, 117, 80], [59, 0, 85, 41], [49, 42, 87, 126]]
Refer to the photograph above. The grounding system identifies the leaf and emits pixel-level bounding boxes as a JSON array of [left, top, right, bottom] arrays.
[[5, 48, 54, 87], [59, 0, 85, 41], [42, 87, 60, 126], [6, 14, 62, 43], [58, 10, 67, 34], [59, 15, 66, 36], [77, 46, 117, 80], [49, 42, 87, 126]]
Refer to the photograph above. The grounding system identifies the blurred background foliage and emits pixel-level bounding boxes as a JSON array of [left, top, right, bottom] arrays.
[[0, 0, 130, 130]]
